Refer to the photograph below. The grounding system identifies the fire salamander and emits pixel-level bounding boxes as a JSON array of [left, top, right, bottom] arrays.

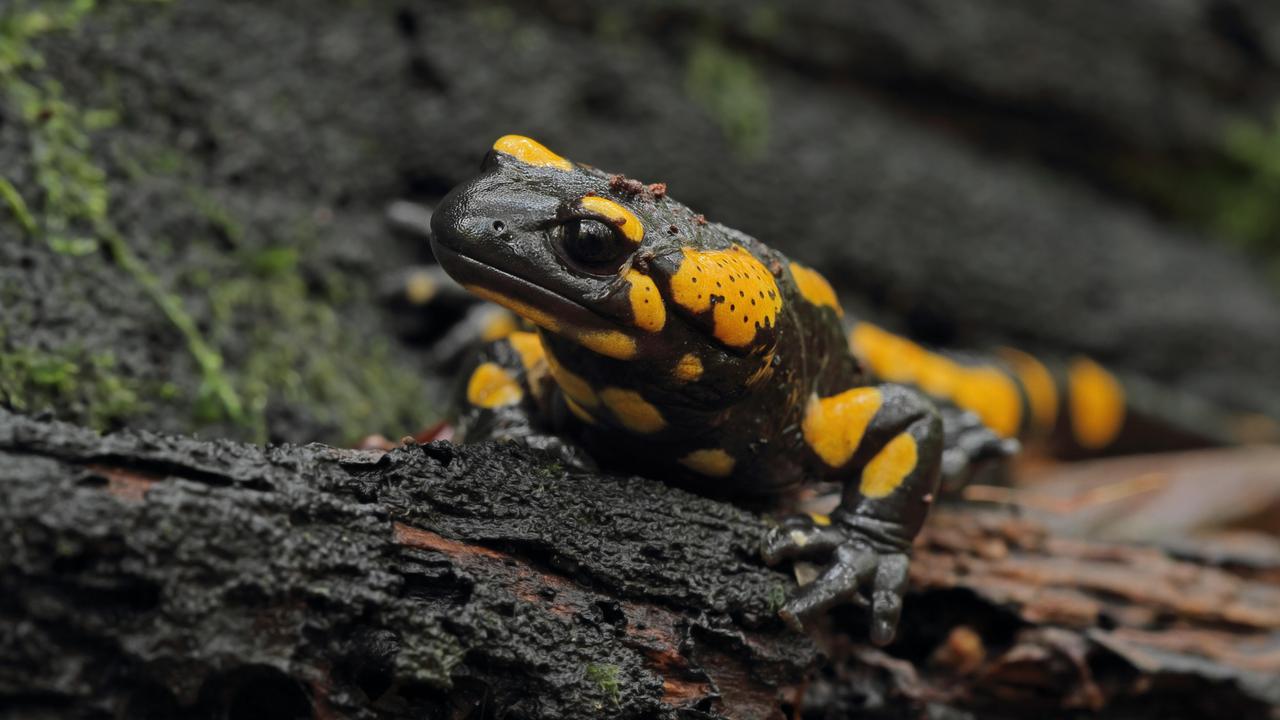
[[428, 135, 1256, 644]]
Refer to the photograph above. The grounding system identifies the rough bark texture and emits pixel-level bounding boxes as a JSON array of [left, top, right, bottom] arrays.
[[3, 409, 1277, 719]]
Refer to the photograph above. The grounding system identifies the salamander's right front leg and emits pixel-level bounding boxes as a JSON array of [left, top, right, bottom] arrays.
[[763, 384, 943, 645]]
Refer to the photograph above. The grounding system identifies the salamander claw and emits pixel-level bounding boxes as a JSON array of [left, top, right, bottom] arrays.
[[761, 515, 848, 564], [763, 515, 913, 645]]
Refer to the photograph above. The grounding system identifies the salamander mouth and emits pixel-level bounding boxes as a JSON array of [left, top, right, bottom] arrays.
[[431, 242, 618, 335]]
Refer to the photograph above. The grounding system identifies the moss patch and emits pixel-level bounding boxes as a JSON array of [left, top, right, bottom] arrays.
[[685, 34, 771, 160], [1, 0, 435, 442], [583, 662, 621, 709], [0, 344, 144, 430]]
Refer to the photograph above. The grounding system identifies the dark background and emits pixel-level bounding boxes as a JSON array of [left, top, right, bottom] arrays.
[[3, 0, 1280, 446]]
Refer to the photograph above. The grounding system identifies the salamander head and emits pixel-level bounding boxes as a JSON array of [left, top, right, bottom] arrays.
[[431, 135, 783, 393]]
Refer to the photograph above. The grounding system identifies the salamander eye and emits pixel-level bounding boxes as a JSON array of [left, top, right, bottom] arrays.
[[554, 219, 630, 274]]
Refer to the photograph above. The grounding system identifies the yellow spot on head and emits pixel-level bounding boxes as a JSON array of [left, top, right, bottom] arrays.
[[600, 387, 666, 434], [860, 433, 918, 499], [669, 245, 782, 348], [679, 448, 735, 477], [807, 512, 831, 527], [577, 330, 637, 360], [673, 353, 703, 382], [466, 362, 523, 408], [544, 346, 599, 408], [789, 263, 842, 316], [1068, 357, 1126, 449], [802, 388, 883, 468], [625, 269, 666, 332], [580, 196, 644, 244], [999, 347, 1059, 433], [465, 285, 561, 333], [492, 134, 573, 171]]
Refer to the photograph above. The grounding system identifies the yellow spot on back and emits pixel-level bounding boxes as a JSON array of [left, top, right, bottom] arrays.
[[564, 396, 596, 424], [625, 269, 666, 332], [789, 263, 842, 316], [600, 387, 666, 434], [465, 285, 561, 333], [851, 323, 1022, 438], [999, 347, 1060, 433], [577, 330, 637, 360], [492, 134, 573, 171], [679, 448, 735, 477], [860, 433, 918, 499], [1068, 357, 1126, 449], [580, 196, 644, 244], [807, 512, 831, 526], [480, 311, 518, 342], [674, 353, 704, 382], [466, 362, 523, 408], [669, 245, 782, 348], [802, 388, 883, 468], [544, 347, 599, 408], [951, 366, 1023, 439]]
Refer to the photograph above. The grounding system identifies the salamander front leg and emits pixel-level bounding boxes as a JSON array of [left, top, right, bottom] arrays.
[[763, 385, 943, 645]]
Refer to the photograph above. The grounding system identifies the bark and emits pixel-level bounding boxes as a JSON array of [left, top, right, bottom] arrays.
[[2, 409, 1277, 720]]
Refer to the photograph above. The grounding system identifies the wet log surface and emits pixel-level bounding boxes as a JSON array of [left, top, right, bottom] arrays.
[[3, 409, 1277, 720]]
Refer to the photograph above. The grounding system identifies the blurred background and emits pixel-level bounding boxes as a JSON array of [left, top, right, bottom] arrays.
[[3, 0, 1280, 465]]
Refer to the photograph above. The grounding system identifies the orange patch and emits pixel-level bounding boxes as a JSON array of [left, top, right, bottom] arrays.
[[465, 285, 560, 333], [673, 353, 703, 382], [577, 330, 637, 360], [678, 448, 735, 477], [852, 323, 1022, 438], [1068, 357, 1126, 449], [999, 347, 1060, 433], [492, 134, 573, 170], [544, 347, 599, 408], [802, 388, 883, 468], [580, 196, 644, 244], [467, 362, 523, 408], [669, 245, 782, 348], [626, 269, 666, 332], [600, 387, 666, 434], [789, 262, 842, 315], [861, 433, 918, 498]]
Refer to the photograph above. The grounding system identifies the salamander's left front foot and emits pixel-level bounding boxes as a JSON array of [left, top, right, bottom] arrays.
[[761, 513, 912, 646]]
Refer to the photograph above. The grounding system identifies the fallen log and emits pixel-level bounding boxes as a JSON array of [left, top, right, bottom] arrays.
[[1, 409, 1276, 719]]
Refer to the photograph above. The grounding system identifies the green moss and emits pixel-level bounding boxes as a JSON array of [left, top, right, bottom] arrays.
[[766, 582, 788, 614], [2, 0, 244, 423], [0, 344, 143, 430], [685, 34, 770, 160], [0, 176, 37, 234], [186, 186, 245, 247], [207, 258, 432, 444], [584, 663, 621, 708], [3, 0, 431, 442], [1215, 112, 1280, 281], [1121, 110, 1280, 287]]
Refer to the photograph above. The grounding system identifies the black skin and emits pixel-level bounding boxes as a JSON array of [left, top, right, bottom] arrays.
[[430, 139, 1008, 644]]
